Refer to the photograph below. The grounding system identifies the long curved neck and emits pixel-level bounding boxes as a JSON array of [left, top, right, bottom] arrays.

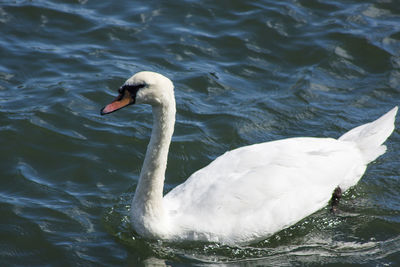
[[132, 100, 175, 225]]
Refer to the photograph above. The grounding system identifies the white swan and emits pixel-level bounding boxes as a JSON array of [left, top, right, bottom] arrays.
[[100, 71, 397, 245]]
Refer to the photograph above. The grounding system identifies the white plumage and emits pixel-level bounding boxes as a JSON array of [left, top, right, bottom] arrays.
[[101, 71, 397, 245]]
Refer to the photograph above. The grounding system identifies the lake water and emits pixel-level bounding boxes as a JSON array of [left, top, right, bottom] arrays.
[[1, 0, 399, 266]]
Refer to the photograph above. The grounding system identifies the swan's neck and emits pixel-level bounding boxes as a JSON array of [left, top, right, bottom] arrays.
[[131, 101, 175, 236]]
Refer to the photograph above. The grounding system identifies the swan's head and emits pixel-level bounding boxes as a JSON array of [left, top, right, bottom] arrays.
[[100, 71, 174, 115]]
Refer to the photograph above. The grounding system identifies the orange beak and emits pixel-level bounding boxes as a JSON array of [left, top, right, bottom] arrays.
[[100, 90, 134, 115]]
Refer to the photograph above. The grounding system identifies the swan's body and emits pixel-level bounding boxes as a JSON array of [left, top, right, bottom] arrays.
[[101, 71, 397, 245]]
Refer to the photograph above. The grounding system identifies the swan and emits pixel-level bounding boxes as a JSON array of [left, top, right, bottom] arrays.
[[100, 71, 397, 245]]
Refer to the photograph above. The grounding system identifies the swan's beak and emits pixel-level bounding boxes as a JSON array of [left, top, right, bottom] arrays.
[[100, 90, 134, 115]]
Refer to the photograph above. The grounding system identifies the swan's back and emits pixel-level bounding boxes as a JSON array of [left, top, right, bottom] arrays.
[[164, 137, 365, 244]]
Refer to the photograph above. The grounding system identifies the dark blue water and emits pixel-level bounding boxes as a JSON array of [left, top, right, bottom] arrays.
[[0, 0, 399, 266]]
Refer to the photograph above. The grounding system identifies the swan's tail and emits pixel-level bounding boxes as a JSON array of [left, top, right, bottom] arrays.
[[339, 106, 398, 163]]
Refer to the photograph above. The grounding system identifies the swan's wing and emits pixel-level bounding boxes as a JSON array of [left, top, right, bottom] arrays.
[[163, 137, 366, 243]]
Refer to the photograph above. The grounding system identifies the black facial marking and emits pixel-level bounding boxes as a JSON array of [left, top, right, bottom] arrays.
[[122, 84, 145, 94], [120, 83, 146, 103]]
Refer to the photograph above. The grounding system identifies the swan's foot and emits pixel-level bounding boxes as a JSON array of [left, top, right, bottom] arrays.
[[330, 186, 342, 214]]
